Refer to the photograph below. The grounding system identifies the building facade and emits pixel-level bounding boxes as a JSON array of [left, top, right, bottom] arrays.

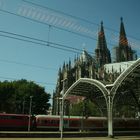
[[52, 18, 137, 115]]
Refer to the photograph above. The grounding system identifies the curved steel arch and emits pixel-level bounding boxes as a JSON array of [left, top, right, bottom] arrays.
[[63, 78, 109, 107], [62, 78, 113, 136], [111, 58, 140, 99]]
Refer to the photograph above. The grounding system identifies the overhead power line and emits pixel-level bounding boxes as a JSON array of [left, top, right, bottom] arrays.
[[22, 0, 140, 41], [0, 29, 139, 61], [0, 8, 97, 41], [0, 30, 94, 55], [1, 5, 139, 53], [0, 5, 139, 58], [22, 0, 99, 26], [0, 7, 117, 48], [0, 6, 139, 52], [0, 32, 79, 54], [0, 30, 83, 53]]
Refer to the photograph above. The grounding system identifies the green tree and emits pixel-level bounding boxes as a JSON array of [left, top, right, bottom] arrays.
[[69, 102, 83, 116], [114, 104, 136, 118], [0, 79, 51, 114], [0, 81, 15, 113], [69, 99, 101, 117]]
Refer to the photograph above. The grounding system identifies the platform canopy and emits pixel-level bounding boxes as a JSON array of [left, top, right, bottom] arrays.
[[111, 58, 140, 117], [63, 78, 109, 116]]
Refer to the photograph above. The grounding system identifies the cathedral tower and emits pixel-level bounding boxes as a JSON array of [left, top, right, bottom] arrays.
[[115, 17, 135, 62], [95, 21, 111, 67]]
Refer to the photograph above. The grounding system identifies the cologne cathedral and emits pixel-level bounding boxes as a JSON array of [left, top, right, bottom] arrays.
[[52, 18, 137, 115]]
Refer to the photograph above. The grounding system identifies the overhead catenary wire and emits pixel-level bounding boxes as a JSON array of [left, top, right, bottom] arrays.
[[0, 33, 79, 54], [0, 30, 94, 55], [0, 3, 139, 60], [0, 7, 139, 54], [0, 30, 83, 52], [20, 4, 140, 53], [0, 29, 138, 62], [22, 0, 99, 26], [0, 8, 98, 41], [22, 0, 140, 41], [0, 6, 139, 55]]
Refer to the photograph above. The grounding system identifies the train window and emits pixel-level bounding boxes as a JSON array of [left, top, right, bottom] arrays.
[[0, 115, 11, 119], [23, 116, 29, 121], [38, 119, 59, 125], [64, 120, 67, 124], [0, 116, 4, 119], [0, 115, 28, 120], [48, 120, 57, 124], [50, 120, 53, 124], [37, 119, 41, 123], [57, 120, 59, 124], [52, 120, 57, 124], [55, 120, 58, 124], [40, 120, 51, 124], [11, 116, 23, 120], [44, 120, 48, 124]]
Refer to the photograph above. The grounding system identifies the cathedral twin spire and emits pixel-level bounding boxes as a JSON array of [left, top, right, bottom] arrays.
[[58, 18, 136, 83], [96, 17, 136, 64]]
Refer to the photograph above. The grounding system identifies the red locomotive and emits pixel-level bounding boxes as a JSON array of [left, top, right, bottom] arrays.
[[0, 113, 35, 130]]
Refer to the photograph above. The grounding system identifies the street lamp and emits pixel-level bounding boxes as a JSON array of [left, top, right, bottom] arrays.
[[28, 96, 33, 131]]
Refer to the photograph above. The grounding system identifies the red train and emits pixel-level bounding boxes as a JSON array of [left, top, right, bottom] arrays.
[[35, 115, 107, 130], [35, 115, 140, 131], [0, 113, 139, 131]]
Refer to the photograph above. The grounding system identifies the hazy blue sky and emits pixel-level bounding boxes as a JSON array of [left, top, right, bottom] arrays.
[[0, 0, 140, 102]]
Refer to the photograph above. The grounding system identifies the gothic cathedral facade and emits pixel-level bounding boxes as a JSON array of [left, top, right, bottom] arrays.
[[52, 18, 137, 115]]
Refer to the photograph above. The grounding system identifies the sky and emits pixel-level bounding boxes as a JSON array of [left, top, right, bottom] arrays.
[[0, 0, 140, 104]]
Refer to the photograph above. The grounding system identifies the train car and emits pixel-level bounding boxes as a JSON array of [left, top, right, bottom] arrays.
[[0, 113, 35, 130], [83, 117, 107, 130], [35, 115, 81, 130], [113, 117, 140, 130], [124, 118, 140, 130], [36, 115, 59, 130], [35, 115, 107, 131], [35, 115, 140, 131]]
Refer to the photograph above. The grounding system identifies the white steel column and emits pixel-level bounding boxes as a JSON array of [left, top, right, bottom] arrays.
[[28, 96, 33, 131], [59, 97, 64, 139], [108, 94, 113, 137], [59, 78, 67, 139]]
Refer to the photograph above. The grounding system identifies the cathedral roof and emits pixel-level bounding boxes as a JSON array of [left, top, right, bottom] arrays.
[[104, 60, 135, 73], [79, 49, 92, 63]]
